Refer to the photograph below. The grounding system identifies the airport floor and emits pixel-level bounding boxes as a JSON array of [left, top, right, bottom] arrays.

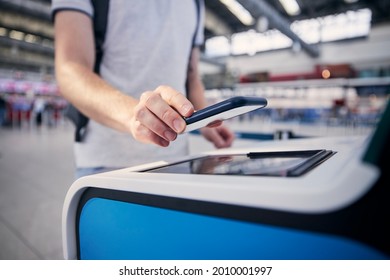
[[0, 123, 75, 259], [0, 119, 374, 260]]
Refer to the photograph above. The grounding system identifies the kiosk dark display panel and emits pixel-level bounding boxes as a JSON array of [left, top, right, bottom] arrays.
[[145, 150, 335, 177]]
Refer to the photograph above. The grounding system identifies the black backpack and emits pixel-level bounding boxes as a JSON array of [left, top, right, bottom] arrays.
[[66, 0, 201, 142]]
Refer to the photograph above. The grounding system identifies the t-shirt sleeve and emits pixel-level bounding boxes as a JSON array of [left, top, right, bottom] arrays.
[[51, 0, 94, 20]]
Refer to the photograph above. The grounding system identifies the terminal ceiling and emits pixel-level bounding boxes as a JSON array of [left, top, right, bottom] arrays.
[[0, 0, 389, 74]]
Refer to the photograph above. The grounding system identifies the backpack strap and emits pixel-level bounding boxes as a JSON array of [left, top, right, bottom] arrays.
[[69, 0, 110, 142], [91, 0, 109, 74]]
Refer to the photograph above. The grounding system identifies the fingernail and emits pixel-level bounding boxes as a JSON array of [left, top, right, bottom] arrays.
[[160, 139, 169, 147], [164, 130, 177, 141], [173, 119, 184, 133]]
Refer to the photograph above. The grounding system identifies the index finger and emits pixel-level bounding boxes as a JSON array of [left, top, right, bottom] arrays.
[[155, 85, 194, 117]]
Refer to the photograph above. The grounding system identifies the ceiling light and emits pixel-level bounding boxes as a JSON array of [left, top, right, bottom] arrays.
[[0, 27, 7, 36], [9, 30, 24, 41], [219, 0, 255, 26], [279, 0, 301, 16], [344, 0, 359, 3], [24, 34, 38, 43]]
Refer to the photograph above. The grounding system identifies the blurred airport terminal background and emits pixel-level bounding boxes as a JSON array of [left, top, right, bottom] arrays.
[[0, 0, 389, 259]]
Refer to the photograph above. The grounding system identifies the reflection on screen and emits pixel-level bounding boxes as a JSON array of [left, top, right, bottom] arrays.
[[145, 150, 335, 177], [193, 155, 307, 176]]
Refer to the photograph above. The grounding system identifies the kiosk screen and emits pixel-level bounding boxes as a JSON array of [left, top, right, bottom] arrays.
[[145, 149, 334, 177]]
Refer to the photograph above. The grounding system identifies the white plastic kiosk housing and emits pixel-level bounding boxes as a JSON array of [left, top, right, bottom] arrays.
[[62, 103, 390, 260]]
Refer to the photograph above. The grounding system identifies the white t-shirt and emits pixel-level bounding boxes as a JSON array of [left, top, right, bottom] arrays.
[[52, 0, 204, 168]]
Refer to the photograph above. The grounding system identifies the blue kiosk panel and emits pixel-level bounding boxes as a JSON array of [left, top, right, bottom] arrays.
[[78, 196, 387, 260]]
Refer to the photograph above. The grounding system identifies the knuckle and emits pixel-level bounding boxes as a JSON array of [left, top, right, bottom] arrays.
[[131, 120, 144, 136], [155, 85, 182, 104], [143, 128, 154, 139], [140, 91, 151, 101], [140, 91, 157, 104], [133, 120, 143, 131], [134, 106, 147, 120], [131, 119, 167, 147], [155, 85, 169, 92], [134, 125, 152, 142], [161, 108, 173, 122], [167, 91, 181, 104], [146, 93, 161, 107]]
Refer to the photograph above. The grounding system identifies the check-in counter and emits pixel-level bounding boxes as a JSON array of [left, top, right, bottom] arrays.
[[62, 132, 389, 260]]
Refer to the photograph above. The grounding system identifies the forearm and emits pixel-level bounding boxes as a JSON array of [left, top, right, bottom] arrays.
[[54, 10, 136, 133], [56, 60, 137, 133]]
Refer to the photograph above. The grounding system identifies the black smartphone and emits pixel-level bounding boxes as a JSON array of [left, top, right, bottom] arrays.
[[183, 96, 268, 132]]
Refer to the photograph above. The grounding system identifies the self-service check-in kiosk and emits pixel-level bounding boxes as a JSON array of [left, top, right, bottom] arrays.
[[62, 102, 390, 260]]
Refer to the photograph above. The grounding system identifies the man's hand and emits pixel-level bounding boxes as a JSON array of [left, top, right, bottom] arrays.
[[130, 85, 194, 147], [200, 124, 235, 149]]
